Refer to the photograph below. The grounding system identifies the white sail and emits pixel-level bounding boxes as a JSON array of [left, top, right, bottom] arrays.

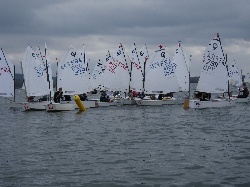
[[79, 45, 91, 93], [138, 44, 149, 75], [129, 43, 144, 92], [0, 48, 14, 97], [138, 44, 149, 92], [125, 52, 132, 73], [22, 46, 50, 97], [99, 51, 112, 91], [244, 73, 250, 83], [173, 42, 189, 91], [144, 45, 179, 94], [228, 60, 242, 87], [184, 53, 191, 73], [196, 34, 228, 93], [90, 59, 105, 90], [101, 44, 130, 92], [57, 45, 91, 95], [35, 47, 45, 66]]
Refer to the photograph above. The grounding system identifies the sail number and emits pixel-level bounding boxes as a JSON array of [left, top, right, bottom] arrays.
[[150, 59, 177, 76], [61, 58, 88, 75]]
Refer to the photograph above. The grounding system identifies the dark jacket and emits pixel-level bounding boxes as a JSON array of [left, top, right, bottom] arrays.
[[54, 91, 63, 103]]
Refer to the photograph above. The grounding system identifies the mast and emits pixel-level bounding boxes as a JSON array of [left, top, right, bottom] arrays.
[[120, 43, 129, 97], [188, 55, 192, 98], [241, 69, 243, 83], [129, 44, 133, 96], [45, 43, 51, 101], [218, 32, 231, 99], [142, 44, 149, 95], [13, 65, 15, 102], [56, 58, 58, 91], [20, 60, 27, 100], [226, 54, 230, 99], [135, 43, 142, 93]]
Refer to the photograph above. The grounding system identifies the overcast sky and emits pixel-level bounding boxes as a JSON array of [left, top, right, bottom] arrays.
[[1, 0, 250, 76]]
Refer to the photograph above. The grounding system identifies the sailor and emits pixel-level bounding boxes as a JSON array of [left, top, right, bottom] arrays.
[[64, 95, 71, 101], [238, 82, 249, 98], [158, 94, 163, 100], [79, 93, 88, 101], [54, 87, 63, 103], [100, 91, 108, 102], [27, 96, 35, 102]]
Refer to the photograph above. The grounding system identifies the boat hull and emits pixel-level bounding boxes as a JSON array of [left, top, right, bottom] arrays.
[[235, 97, 250, 103], [120, 98, 137, 105], [45, 103, 75, 112], [135, 98, 176, 106], [98, 100, 122, 107], [88, 99, 122, 107], [61, 100, 97, 108], [135, 99, 163, 106], [231, 95, 250, 103], [22, 101, 51, 111], [161, 98, 177, 105], [189, 99, 236, 109]]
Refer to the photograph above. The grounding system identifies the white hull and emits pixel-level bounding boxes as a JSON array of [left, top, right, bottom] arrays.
[[98, 100, 122, 107], [82, 100, 98, 108], [161, 98, 177, 105], [97, 102, 116, 107], [135, 99, 163, 106], [135, 98, 176, 106], [120, 98, 137, 105], [230, 95, 250, 103], [45, 103, 75, 112], [61, 100, 97, 108], [189, 99, 236, 109], [22, 101, 51, 111], [88, 99, 122, 107]]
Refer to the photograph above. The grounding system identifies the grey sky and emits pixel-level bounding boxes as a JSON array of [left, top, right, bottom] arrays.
[[1, 0, 250, 76]]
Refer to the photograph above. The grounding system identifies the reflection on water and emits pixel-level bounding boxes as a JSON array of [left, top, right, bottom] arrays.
[[0, 86, 250, 186]]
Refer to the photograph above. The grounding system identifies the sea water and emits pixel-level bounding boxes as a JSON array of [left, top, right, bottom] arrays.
[[0, 86, 250, 187]]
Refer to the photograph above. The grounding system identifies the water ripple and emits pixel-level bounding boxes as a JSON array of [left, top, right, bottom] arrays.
[[1, 90, 250, 186]]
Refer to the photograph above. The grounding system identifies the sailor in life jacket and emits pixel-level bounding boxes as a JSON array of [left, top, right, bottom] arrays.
[[238, 82, 249, 98]]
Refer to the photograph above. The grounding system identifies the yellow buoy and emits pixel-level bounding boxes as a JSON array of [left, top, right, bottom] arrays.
[[183, 98, 189, 109], [74, 95, 86, 111]]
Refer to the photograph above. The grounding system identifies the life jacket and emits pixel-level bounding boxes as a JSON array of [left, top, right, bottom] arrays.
[[245, 88, 249, 97]]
